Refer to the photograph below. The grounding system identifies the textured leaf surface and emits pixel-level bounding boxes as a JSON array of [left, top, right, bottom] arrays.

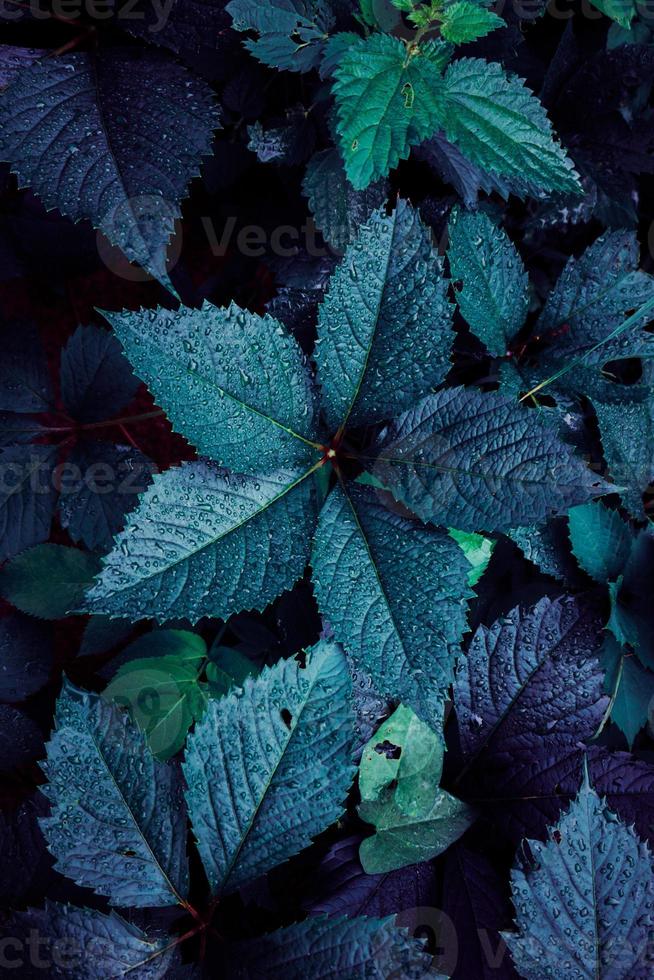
[[315, 200, 453, 430], [374, 386, 610, 532], [183, 641, 355, 894], [85, 459, 318, 623], [440, 1, 504, 44], [312, 483, 471, 728], [303, 148, 389, 251], [60, 325, 140, 425], [14, 902, 178, 979], [601, 634, 654, 748], [0, 544, 101, 619], [104, 302, 319, 474], [225, 914, 441, 979], [358, 706, 474, 873], [454, 596, 608, 842], [40, 683, 189, 907], [568, 501, 633, 583], [536, 231, 654, 379], [595, 392, 654, 519], [227, 0, 339, 73], [447, 207, 528, 357], [0, 49, 218, 285], [441, 58, 580, 194], [0, 444, 58, 560], [57, 442, 154, 553], [504, 773, 654, 980], [330, 33, 446, 189]]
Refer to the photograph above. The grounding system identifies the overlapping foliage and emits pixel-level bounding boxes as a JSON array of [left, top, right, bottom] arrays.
[[1, 0, 654, 977]]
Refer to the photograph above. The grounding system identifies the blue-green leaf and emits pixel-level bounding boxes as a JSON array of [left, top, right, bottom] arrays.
[[503, 769, 654, 979], [357, 705, 474, 873], [0, 50, 218, 289], [183, 641, 355, 895], [601, 634, 654, 748], [595, 391, 654, 519], [227, 0, 339, 73], [374, 386, 611, 532], [103, 302, 320, 475], [0, 544, 101, 619], [440, 1, 505, 44], [315, 200, 453, 431], [40, 682, 189, 908], [311, 483, 471, 729], [441, 58, 581, 195], [568, 500, 633, 584], [224, 914, 441, 979], [84, 460, 318, 623], [330, 33, 446, 189], [447, 207, 529, 357]]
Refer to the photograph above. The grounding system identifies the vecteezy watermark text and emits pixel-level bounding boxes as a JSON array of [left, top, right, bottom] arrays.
[[0, 0, 175, 32]]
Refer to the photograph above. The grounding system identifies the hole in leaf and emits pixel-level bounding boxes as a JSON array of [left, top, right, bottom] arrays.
[[374, 739, 402, 760], [280, 708, 293, 729]]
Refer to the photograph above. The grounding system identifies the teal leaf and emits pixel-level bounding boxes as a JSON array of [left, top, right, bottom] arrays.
[[568, 501, 633, 584], [440, 1, 505, 44], [507, 519, 582, 582], [447, 206, 529, 357], [104, 632, 208, 761], [40, 682, 189, 908], [183, 641, 355, 895], [227, 0, 339, 73], [302, 147, 389, 252], [374, 386, 611, 532], [103, 302, 320, 476], [441, 58, 581, 195], [315, 200, 454, 431], [0, 544, 101, 619], [503, 770, 654, 979], [84, 460, 318, 623], [0, 50, 218, 290], [448, 528, 495, 587], [357, 705, 474, 873], [330, 33, 446, 189], [536, 231, 654, 383], [601, 634, 654, 748], [0, 444, 58, 560], [224, 914, 441, 978], [14, 902, 179, 979], [589, 0, 636, 26], [595, 391, 654, 519], [311, 483, 472, 729]]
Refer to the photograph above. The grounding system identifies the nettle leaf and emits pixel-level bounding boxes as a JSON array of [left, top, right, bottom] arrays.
[[60, 324, 140, 425], [227, 0, 339, 73], [104, 630, 207, 761], [0, 444, 58, 560], [503, 771, 654, 980], [183, 641, 355, 895], [595, 392, 654, 519], [329, 33, 447, 189], [447, 207, 529, 358], [567, 501, 633, 584], [453, 596, 608, 842], [58, 442, 154, 553], [84, 460, 318, 623], [440, 1, 505, 44], [374, 386, 610, 533], [414, 131, 513, 208], [0, 49, 218, 287], [312, 483, 471, 728], [589, 0, 636, 27], [40, 683, 189, 908], [0, 613, 52, 704], [225, 914, 440, 979], [316, 199, 453, 430], [0, 322, 52, 412], [357, 705, 474, 873], [14, 901, 179, 979], [441, 58, 581, 195], [0, 544, 101, 619], [103, 302, 319, 475], [302, 147, 389, 252], [536, 231, 654, 382]]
